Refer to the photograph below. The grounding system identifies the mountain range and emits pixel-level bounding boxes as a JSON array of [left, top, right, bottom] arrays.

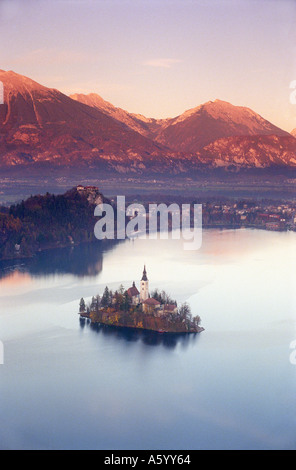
[[1, 69, 296, 176]]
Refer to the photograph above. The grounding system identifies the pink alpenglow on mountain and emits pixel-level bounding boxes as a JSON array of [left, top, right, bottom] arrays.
[[1, 69, 296, 174]]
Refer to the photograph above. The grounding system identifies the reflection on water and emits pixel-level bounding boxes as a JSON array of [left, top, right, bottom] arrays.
[[0, 270, 33, 288], [80, 317, 199, 350], [0, 229, 296, 450], [0, 239, 120, 279]]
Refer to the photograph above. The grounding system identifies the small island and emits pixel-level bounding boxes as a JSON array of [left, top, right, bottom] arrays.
[[78, 266, 203, 334]]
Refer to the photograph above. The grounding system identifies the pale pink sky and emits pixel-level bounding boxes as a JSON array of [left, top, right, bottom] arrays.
[[1, 0, 296, 131]]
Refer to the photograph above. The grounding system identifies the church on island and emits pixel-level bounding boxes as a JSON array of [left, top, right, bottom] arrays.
[[78, 265, 202, 333], [126, 265, 178, 315]]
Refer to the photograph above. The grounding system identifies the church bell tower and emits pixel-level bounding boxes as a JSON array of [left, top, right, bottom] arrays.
[[140, 265, 149, 302]]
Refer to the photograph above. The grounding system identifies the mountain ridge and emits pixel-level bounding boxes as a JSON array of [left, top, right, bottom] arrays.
[[0, 69, 296, 175], [0, 69, 169, 170]]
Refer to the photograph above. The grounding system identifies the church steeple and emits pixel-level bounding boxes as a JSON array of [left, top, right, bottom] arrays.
[[141, 265, 148, 281], [140, 265, 149, 302]]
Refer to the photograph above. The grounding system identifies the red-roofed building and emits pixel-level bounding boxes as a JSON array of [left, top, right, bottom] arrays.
[[163, 304, 178, 314], [142, 297, 160, 314], [155, 303, 178, 317], [127, 282, 140, 305]]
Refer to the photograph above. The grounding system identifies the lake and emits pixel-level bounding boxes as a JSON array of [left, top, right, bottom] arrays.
[[0, 228, 296, 450]]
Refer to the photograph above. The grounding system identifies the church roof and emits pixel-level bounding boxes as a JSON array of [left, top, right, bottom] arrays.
[[163, 304, 177, 311], [143, 298, 160, 306], [141, 265, 148, 281], [127, 285, 139, 297]]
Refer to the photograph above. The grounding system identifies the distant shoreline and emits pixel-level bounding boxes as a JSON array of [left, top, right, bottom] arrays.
[[0, 223, 293, 263]]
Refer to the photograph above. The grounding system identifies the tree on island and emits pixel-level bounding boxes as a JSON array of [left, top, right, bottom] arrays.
[[123, 291, 131, 311], [118, 284, 125, 295], [150, 288, 162, 303], [113, 289, 123, 309], [178, 302, 201, 328], [101, 286, 111, 307], [192, 315, 201, 327], [90, 295, 101, 312], [79, 297, 86, 313], [151, 288, 177, 306], [178, 302, 192, 321], [113, 287, 132, 311], [95, 294, 101, 310]]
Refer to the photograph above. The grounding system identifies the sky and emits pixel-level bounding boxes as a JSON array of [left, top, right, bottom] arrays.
[[0, 0, 296, 131]]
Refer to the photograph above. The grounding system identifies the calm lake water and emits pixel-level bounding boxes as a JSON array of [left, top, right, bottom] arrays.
[[0, 229, 296, 450]]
